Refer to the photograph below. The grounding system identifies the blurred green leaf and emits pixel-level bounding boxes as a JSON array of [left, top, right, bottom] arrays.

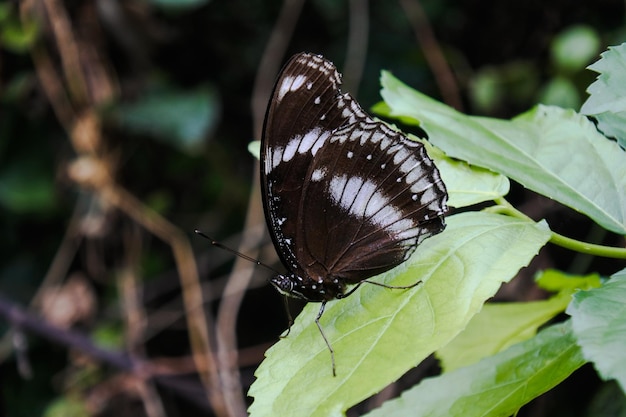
[[112, 85, 220, 154], [44, 397, 89, 417], [0, 4, 11, 22], [145, 0, 210, 12], [0, 163, 57, 213], [380, 72, 626, 234], [248, 140, 261, 160], [567, 268, 626, 392], [364, 321, 585, 417], [581, 42, 626, 148], [0, 10, 38, 53], [536, 269, 602, 292], [538, 76, 581, 109], [92, 323, 124, 350], [469, 62, 539, 113], [551, 25, 601, 73]]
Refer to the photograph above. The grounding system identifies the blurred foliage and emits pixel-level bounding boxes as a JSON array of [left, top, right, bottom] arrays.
[[108, 84, 220, 154], [0, 3, 38, 53], [0, 0, 625, 416]]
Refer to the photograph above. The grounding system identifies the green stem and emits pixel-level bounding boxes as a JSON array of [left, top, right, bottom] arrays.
[[549, 232, 626, 259], [490, 198, 626, 260]]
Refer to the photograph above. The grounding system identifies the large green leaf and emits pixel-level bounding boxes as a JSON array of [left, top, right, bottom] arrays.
[[567, 267, 626, 392], [364, 321, 585, 417], [248, 212, 551, 417], [379, 72, 626, 234], [580, 43, 626, 148]]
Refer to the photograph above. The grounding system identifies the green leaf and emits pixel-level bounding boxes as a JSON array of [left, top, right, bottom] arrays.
[[0, 7, 38, 53], [437, 293, 572, 372], [567, 268, 626, 392], [535, 269, 602, 292], [419, 138, 510, 208], [144, 0, 211, 12], [0, 163, 57, 213], [112, 85, 220, 154], [380, 71, 626, 234], [468, 62, 540, 114], [248, 140, 261, 160], [581, 43, 626, 148], [538, 76, 581, 109], [551, 25, 600, 73], [248, 212, 551, 417], [44, 397, 89, 417], [364, 321, 585, 417]]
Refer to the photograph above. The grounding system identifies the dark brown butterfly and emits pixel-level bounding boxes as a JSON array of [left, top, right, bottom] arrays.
[[260, 53, 448, 376]]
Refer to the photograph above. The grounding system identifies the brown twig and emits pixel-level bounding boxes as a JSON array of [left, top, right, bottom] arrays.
[[101, 182, 226, 416], [343, 0, 369, 95], [119, 226, 167, 417], [399, 0, 463, 111], [41, 0, 89, 105], [250, 0, 307, 140], [0, 293, 211, 410], [213, 1, 308, 416]]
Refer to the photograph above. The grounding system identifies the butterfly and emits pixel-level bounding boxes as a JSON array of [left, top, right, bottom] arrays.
[[261, 52, 448, 376]]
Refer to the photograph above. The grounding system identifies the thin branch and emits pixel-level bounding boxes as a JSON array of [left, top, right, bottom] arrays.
[[343, 0, 369, 95], [119, 226, 166, 417], [101, 183, 227, 416], [251, 0, 307, 140], [210, 1, 308, 416], [399, 0, 463, 110], [0, 293, 211, 410], [41, 0, 89, 105]]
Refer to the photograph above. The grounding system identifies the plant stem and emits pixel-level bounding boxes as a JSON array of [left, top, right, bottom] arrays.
[[549, 232, 626, 259], [490, 198, 626, 260]]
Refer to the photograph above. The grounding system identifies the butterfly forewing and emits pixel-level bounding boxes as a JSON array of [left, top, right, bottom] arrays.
[[261, 52, 448, 299], [261, 54, 355, 277]]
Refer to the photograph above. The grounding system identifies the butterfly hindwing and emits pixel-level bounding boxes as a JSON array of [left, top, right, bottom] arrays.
[[300, 116, 446, 283]]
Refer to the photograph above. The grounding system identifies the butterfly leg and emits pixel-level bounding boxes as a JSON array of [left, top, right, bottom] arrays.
[[280, 296, 293, 338], [315, 301, 336, 377], [363, 278, 422, 290]]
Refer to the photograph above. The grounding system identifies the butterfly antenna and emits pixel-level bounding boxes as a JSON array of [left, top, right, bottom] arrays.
[[194, 229, 282, 275]]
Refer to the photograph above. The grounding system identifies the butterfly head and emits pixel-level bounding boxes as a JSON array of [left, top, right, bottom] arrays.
[[270, 273, 345, 302]]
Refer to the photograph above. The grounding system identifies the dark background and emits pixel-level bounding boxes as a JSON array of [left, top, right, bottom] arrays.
[[1, 0, 625, 416]]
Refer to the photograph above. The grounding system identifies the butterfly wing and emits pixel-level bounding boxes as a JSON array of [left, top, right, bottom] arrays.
[[261, 52, 447, 291]]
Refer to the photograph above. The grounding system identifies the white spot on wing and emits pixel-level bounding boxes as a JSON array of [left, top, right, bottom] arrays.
[[311, 168, 326, 182], [328, 175, 415, 236], [277, 75, 307, 102], [283, 137, 300, 162]]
